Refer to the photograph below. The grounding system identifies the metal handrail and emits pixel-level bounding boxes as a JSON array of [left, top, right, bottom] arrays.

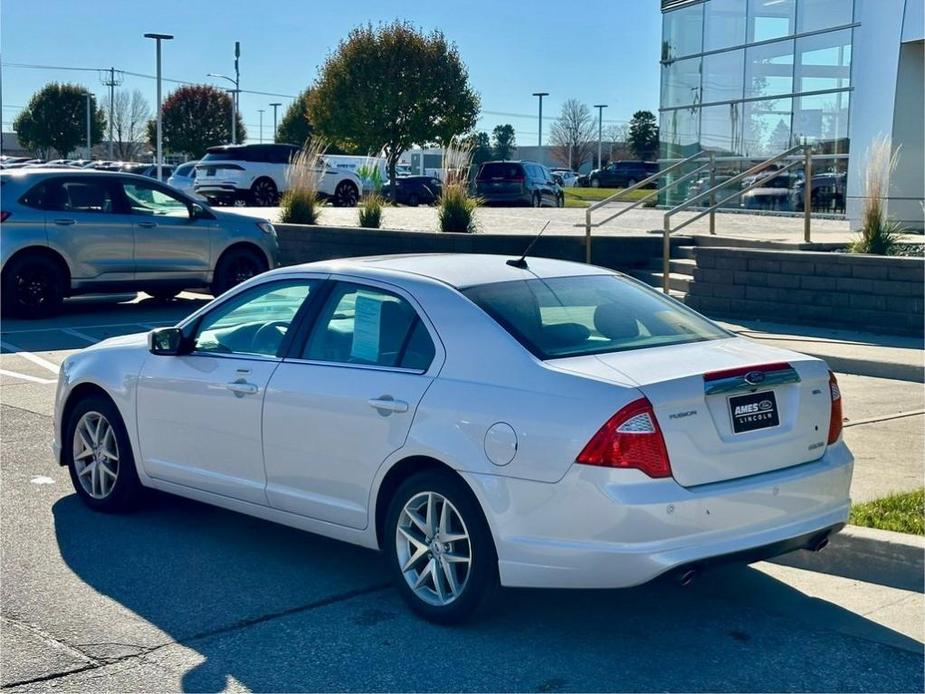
[[584, 149, 704, 263], [659, 144, 812, 293]]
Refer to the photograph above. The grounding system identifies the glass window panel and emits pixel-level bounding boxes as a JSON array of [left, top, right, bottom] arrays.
[[745, 39, 794, 99], [748, 0, 796, 42], [742, 98, 794, 157], [795, 29, 852, 93], [797, 0, 853, 33], [704, 0, 747, 51], [701, 102, 746, 156], [702, 49, 745, 103], [660, 107, 700, 160], [793, 91, 850, 155], [662, 3, 703, 61], [661, 56, 702, 108]]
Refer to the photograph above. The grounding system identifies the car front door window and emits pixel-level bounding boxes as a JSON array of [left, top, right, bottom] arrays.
[[122, 181, 190, 217]]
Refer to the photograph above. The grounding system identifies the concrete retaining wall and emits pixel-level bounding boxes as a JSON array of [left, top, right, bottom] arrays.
[[685, 247, 924, 335], [275, 224, 678, 273]]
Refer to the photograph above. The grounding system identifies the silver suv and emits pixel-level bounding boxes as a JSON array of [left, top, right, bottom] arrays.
[[0, 169, 279, 318]]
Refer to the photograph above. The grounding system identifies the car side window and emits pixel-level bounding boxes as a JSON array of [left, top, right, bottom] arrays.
[[302, 282, 435, 371], [193, 280, 315, 357], [121, 180, 189, 217], [44, 178, 116, 213]]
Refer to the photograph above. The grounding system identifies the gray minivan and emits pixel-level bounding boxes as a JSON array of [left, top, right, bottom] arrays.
[[0, 169, 279, 317]]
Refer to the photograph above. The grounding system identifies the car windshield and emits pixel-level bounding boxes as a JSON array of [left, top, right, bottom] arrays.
[[462, 275, 730, 359]]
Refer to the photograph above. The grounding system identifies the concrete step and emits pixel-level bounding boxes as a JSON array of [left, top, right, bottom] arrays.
[[673, 245, 697, 260], [647, 257, 696, 275], [689, 235, 846, 251], [628, 269, 692, 294]]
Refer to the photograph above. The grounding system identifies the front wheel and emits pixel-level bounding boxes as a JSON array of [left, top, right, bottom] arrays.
[[590, 178, 600, 188], [333, 181, 359, 207], [556, 194, 564, 208], [65, 395, 143, 512], [531, 192, 542, 207], [211, 247, 268, 296], [385, 472, 497, 624], [1, 253, 65, 318]]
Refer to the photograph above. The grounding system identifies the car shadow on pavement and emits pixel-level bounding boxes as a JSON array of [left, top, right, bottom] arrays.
[[51, 492, 923, 692]]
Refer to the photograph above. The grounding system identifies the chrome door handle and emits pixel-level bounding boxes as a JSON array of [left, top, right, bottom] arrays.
[[368, 396, 409, 414], [137, 221, 157, 228], [225, 380, 259, 396], [53, 219, 76, 226]]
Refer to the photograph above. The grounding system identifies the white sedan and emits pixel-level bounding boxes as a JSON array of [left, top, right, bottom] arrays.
[[54, 255, 852, 623]]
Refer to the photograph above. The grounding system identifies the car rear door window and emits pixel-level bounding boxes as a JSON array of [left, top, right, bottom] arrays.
[[44, 178, 116, 213], [302, 282, 435, 370]]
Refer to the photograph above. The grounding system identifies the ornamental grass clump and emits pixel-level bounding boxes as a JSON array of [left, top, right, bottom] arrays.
[[359, 193, 384, 228], [851, 136, 904, 255], [437, 139, 480, 233], [279, 140, 327, 225]]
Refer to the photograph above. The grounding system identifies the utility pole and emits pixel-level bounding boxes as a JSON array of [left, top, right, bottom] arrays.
[[101, 67, 124, 159], [593, 104, 607, 168], [234, 41, 240, 144], [84, 92, 92, 160], [532, 92, 548, 165], [270, 102, 282, 143], [258, 109, 264, 143], [144, 33, 174, 181]]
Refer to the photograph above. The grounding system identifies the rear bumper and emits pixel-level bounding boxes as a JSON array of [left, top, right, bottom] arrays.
[[464, 440, 853, 589]]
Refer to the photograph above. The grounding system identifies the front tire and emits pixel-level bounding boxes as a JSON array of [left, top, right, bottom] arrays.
[[590, 178, 600, 188], [65, 395, 143, 513], [1, 253, 65, 318], [532, 192, 542, 207], [385, 472, 497, 624], [333, 181, 359, 207], [211, 247, 268, 296]]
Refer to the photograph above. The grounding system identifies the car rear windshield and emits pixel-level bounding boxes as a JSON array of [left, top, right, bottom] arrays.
[[462, 275, 730, 359], [201, 148, 247, 162], [477, 163, 524, 180]]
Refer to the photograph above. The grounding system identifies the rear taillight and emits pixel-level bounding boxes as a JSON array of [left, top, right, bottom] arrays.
[[0, 211, 10, 223], [827, 371, 843, 444], [576, 397, 671, 478]]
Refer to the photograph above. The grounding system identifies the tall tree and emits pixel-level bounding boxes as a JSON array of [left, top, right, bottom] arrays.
[[108, 89, 151, 160], [307, 21, 480, 196], [462, 131, 493, 173], [146, 84, 246, 158], [14, 83, 106, 159], [491, 124, 515, 160], [627, 110, 659, 161], [549, 99, 595, 170], [276, 89, 313, 146]]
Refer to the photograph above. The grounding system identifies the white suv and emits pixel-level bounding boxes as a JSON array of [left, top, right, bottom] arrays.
[[194, 144, 363, 207]]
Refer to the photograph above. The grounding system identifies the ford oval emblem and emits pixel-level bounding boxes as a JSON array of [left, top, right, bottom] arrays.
[[744, 371, 766, 385]]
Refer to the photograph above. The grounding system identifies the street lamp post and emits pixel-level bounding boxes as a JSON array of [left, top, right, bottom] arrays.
[[270, 102, 282, 143], [208, 42, 241, 144], [532, 92, 548, 164], [593, 104, 608, 168], [144, 32, 174, 181], [258, 109, 264, 143], [84, 92, 92, 160]]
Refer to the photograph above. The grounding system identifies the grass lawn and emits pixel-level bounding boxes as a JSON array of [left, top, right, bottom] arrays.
[[564, 187, 657, 208], [850, 488, 924, 535]]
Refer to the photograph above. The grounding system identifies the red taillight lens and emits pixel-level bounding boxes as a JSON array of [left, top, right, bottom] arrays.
[[576, 397, 672, 478], [0, 211, 10, 223], [827, 371, 843, 444]]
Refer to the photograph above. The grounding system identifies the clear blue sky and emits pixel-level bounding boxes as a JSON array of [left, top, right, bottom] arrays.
[[1, 0, 662, 146]]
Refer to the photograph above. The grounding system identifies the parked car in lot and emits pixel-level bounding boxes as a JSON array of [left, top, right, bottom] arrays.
[[791, 173, 847, 213], [120, 163, 174, 182], [0, 169, 278, 317], [475, 161, 564, 207], [194, 144, 363, 207], [586, 160, 659, 188], [381, 175, 442, 206], [54, 253, 851, 623], [741, 172, 799, 211], [549, 168, 579, 187], [166, 162, 200, 198]]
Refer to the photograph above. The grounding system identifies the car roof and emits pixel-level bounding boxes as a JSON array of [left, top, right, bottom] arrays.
[[283, 253, 613, 289]]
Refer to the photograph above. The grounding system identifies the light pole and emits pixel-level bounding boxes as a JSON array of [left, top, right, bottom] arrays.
[[532, 92, 548, 164], [258, 109, 264, 143], [207, 73, 238, 144], [593, 104, 607, 168], [269, 102, 282, 143], [144, 33, 174, 181], [83, 92, 92, 160]]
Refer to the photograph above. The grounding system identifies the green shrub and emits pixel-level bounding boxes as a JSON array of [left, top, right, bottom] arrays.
[[359, 194, 383, 228], [279, 189, 320, 225], [438, 182, 478, 233]]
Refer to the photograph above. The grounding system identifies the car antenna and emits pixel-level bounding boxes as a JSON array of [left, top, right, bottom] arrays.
[[507, 220, 551, 269]]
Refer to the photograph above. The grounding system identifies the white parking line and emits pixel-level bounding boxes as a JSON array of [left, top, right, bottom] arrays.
[[61, 328, 99, 344], [0, 319, 174, 335], [0, 369, 57, 385], [0, 341, 60, 374]]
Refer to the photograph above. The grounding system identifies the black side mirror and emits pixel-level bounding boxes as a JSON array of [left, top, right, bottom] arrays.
[[148, 327, 183, 355], [189, 202, 208, 220]]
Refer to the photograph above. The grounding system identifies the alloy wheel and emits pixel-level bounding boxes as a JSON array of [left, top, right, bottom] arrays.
[[14, 265, 53, 310], [252, 180, 277, 206], [72, 411, 119, 499], [395, 491, 472, 607], [229, 257, 259, 285], [337, 183, 359, 207]]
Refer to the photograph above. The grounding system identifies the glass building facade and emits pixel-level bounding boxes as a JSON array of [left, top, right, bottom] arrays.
[[660, 0, 855, 204]]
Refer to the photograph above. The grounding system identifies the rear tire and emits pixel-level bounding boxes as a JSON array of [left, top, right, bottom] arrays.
[[211, 247, 268, 296], [1, 253, 65, 318], [532, 192, 542, 207], [147, 289, 180, 302], [385, 471, 497, 624], [333, 181, 359, 207], [65, 395, 143, 513], [250, 178, 278, 207]]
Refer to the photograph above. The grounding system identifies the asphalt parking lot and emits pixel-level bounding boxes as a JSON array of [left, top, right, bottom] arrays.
[[1, 293, 923, 692]]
